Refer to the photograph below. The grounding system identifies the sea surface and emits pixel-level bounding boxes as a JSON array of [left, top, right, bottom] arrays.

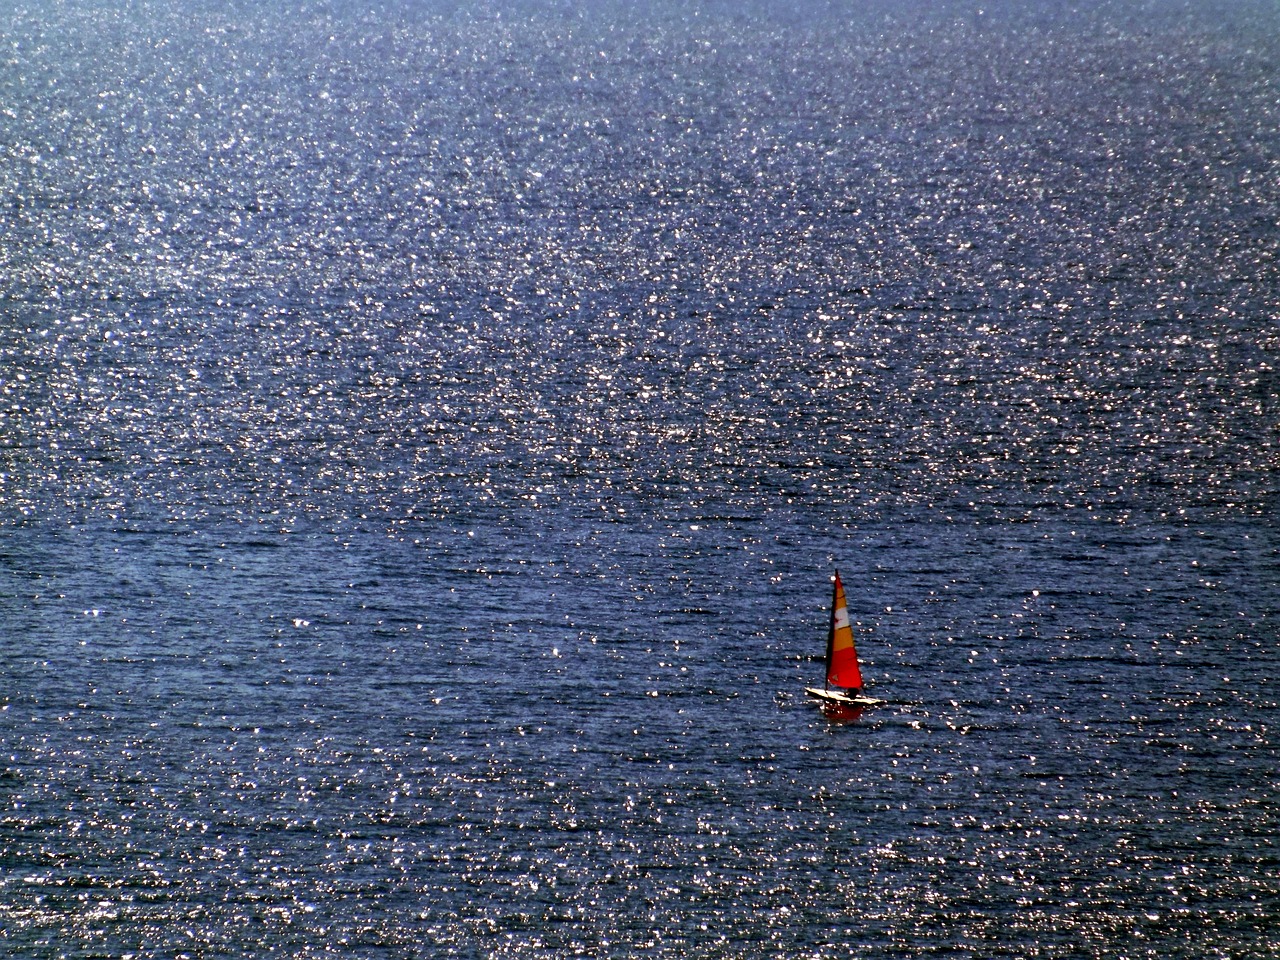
[[2, 0, 1278, 956]]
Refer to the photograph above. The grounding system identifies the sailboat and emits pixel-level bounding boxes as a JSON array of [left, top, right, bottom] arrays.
[[806, 570, 882, 717]]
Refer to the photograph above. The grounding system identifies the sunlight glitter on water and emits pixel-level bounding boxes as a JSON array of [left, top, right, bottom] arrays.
[[2, 0, 1279, 956]]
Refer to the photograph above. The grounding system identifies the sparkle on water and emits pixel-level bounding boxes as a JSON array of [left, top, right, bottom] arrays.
[[1, 0, 1278, 957]]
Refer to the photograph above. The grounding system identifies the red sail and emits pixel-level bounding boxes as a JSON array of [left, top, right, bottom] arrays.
[[826, 572, 863, 690]]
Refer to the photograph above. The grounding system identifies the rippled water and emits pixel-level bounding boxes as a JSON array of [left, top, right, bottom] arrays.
[[2, 0, 1278, 956]]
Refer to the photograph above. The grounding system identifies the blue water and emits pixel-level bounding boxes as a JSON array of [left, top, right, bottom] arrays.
[[2, 0, 1278, 956]]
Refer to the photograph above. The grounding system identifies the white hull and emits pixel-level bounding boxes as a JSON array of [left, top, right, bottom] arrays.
[[805, 687, 882, 708]]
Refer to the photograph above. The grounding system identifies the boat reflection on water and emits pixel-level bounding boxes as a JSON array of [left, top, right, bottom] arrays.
[[819, 701, 866, 723]]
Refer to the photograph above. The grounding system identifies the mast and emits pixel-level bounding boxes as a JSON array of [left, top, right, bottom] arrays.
[[824, 572, 839, 691]]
